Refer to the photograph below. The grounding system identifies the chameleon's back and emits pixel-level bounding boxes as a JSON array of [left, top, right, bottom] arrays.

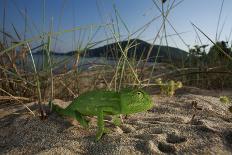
[[119, 89, 153, 114], [65, 90, 121, 115]]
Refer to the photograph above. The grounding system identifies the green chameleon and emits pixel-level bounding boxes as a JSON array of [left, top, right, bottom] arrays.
[[49, 89, 153, 141]]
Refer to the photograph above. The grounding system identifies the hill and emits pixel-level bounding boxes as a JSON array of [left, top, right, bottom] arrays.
[[84, 39, 188, 63]]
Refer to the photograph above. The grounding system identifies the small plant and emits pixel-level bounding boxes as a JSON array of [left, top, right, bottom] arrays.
[[219, 96, 231, 104], [219, 96, 232, 113], [155, 78, 183, 96]]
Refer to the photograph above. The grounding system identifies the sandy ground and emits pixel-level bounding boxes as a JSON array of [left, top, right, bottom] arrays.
[[1, 87, 232, 155]]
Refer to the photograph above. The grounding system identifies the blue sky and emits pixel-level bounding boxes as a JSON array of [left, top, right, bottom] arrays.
[[1, 0, 232, 52]]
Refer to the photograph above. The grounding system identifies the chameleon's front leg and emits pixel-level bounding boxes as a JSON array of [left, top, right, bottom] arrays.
[[96, 109, 104, 141]]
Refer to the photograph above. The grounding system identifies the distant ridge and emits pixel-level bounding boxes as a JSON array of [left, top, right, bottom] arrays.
[[34, 39, 188, 63], [84, 39, 188, 62]]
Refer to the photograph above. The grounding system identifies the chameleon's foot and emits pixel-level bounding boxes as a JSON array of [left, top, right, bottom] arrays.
[[94, 138, 100, 142], [112, 115, 122, 126], [95, 110, 105, 142], [94, 127, 111, 141], [95, 129, 104, 141]]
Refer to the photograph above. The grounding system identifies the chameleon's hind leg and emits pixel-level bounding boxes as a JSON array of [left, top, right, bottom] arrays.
[[74, 111, 89, 128], [96, 110, 104, 141]]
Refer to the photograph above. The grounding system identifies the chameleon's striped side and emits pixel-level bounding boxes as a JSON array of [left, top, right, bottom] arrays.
[[65, 90, 121, 116]]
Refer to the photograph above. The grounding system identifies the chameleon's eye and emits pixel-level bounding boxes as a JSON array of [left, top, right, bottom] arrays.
[[136, 91, 144, 100]]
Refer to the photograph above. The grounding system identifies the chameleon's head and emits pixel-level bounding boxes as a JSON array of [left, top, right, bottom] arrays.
[[120, 89, 153, 114]]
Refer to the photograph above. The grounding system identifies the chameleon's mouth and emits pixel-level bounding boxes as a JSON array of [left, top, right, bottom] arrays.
[[125, 102, 153, 114]]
